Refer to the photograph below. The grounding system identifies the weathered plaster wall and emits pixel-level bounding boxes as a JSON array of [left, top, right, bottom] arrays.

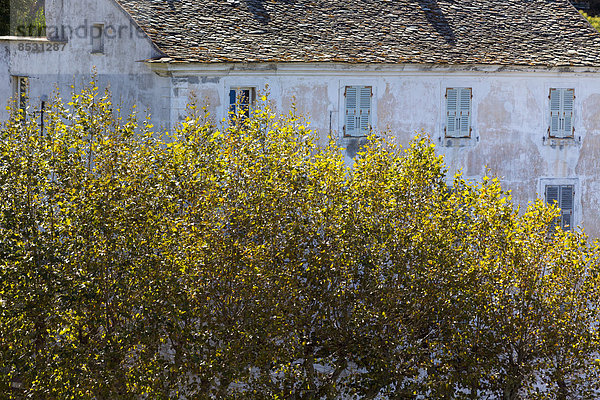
[[0, 43, 10, 114], [159, 64, 600, 236], [1, 0, 171, 128]]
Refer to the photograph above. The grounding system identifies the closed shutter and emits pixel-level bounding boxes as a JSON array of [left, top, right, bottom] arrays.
[[560, 185, 574, 231], [459, 88, 472, 137], [359, 86, 372, 134], [446, 88, 458, 137], [545, 184, 574, 231], [345, 86, 371, 136], [446, 88, 471, 138], [345, 86, 357, 136], [549, 89, 560, 137], [546, 185, 560, 232], [562, 89, 574, 137], [546, 185, 559, 205], [549, 88, 574, 138]]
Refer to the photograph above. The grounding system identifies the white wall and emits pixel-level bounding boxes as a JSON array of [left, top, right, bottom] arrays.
[[0, 42, 11, 114], [1, 0, 171, 129], [158, 63, 600, 236]]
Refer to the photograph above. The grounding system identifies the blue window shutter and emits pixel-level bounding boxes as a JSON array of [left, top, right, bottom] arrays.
[[560, 185, 574, 211], [345, 86, 358, 136], [546, 185, 559, 206], [458, 88, 472, 137], [562, 89, 574, 137], [546, 185, 560, 231], [358, 86, 372, 134], [549, 88, 575, 138], [549, 88, 561, 137], [546, 184, 574, 231], [560, 185, 574, 231], [229, 89, 237, 115], [446, 88, 458, 137], [345, 86, 372, 136]]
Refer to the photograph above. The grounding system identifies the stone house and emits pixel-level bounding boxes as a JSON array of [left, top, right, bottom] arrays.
[[3, 0, 600, 235]]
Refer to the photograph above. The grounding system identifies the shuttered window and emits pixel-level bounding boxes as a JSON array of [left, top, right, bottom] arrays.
[[545, 184, 574, 231], [445, 87, 472, 138], [344, 86, 372, 136], [549, 88, 574, 138], [229, 87, 255, 121]]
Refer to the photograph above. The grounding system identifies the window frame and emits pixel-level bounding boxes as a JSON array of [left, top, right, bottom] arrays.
[[445, 87, 472, 139], [539, 178, 579, 232], [12, 75, 29, 113], [228, 87, 256, 122], [91, 23, 105, 54], [548, 88, 575, 139], [545, 184, 574, 231], [343, 85, 373, 137]]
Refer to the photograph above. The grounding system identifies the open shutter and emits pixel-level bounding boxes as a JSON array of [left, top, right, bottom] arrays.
[[560, 185, 574, 231], [459, 88, 472, 137], [358, 86, 372, 134], [345, 86, 358, 136], [229, 89, 237, 117], [549, 88, 560, 137], [229, 88, 255, 121], [446, 88, 458, 137], [562, 89, 574, 138]]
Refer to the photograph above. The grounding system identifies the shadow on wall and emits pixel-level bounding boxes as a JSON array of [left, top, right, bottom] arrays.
[[415, 0, 456, 46], [244, 0, 295, 23]]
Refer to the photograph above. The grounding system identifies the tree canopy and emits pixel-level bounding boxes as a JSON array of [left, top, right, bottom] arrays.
[[581, 10, 600, 32], [1, 83, 600, 399], [0, 0, 44, 36]]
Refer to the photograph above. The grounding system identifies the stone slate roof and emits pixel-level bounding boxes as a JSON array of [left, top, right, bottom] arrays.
[[114, 0, 600, 67]]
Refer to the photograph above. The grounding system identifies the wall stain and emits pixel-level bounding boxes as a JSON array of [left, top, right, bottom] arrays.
[[281, 83, 329, 142]]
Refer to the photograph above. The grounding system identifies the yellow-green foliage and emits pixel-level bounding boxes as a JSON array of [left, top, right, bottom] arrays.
[[2, 81, 600, 399], [581, 10, 600, 32], [1, 0, 46, 36]]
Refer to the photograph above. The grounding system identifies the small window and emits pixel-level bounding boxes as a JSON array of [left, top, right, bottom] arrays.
[[13, 76, 29, 113], [344, 85, 372, 137], [545, 184, 574, 231], [548, 88, 574, 138], [91, 24, 104, 54], [228, 87, 256, 121], [445, 87, 472, 138]]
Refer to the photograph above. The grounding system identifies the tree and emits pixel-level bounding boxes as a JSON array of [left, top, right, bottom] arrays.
[[1, 81, 600, 399], [581, 10, 600, 32], [0, 0, 45, 36]]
